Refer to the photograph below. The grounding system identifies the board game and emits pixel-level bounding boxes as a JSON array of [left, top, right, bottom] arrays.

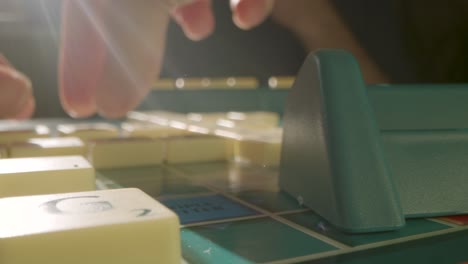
[[1, 119, 467, 263], [1, 50, 468, 263], [97, 161, 468, 264]]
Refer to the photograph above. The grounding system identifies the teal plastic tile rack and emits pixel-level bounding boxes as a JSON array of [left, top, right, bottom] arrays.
[[280, 49, 468, 233]]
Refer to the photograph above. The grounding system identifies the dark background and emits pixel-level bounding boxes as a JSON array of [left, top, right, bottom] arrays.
[[0, 1, 306, 118], [0, 0, 466, 118]]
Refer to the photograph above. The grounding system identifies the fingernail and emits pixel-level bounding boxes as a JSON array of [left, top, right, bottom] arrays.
[[232, 0, 273, 30]]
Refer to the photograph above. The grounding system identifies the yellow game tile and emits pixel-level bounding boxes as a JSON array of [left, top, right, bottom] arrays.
[[9, 137, 86, 158], [234, 139, 282, 167], [152, 78, 176, 90], [0, 145, 8, 159], [233, 128, 283, 166], [186, 112, 227, 123], [88, 137, 165, 169], [140, 112, 192, 133], [0, 145, 7, 158], [127, 111, 187, 127], [224, 111, 280, 129], [185, 112, 227, 135], [165, 135, 230, 164], [225, 139, 235, 161], [127, 111, 151, 122], [227, 111, 279, 125], [174, 77, 213, 89], [268, 76, 295, 89], [0, 188, 180, 264], [186, 121, 219, 135], [121, 122, 187, 138], [57, 123, 119, 140], [0, 155, 95, 198], [127, 111, 192, 135], [217, 118, 278, 131], [174, 77, 258, 90], [0, 124, 50, 144], [219, 77, 259, 89], [167, 116, 192, 131]]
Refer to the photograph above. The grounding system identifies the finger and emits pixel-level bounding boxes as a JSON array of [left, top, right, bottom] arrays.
[[0, 56, 33, 119], [0, 65, 33, 119], [13, 96, 35, 120], [60, 1, 170, 119], [59, 0, 105, 118], [0, 54, 13, 67], [231, 0, 274, 30], [94, 1, 170, 118], [172, 0, 215, 41]]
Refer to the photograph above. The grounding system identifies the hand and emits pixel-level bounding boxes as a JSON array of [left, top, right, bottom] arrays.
[[59, 0, 274, 118], [272, 0, 388, 84], [0, 54, 34, 120]]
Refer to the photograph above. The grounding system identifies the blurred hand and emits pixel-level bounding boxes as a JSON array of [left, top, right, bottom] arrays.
[[272, 0, 388, 84], [0, 54, 34, 120], [59, 0, 274, 118]]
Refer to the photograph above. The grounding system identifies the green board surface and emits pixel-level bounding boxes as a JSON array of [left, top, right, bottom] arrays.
[[95, 161, 468, 263]]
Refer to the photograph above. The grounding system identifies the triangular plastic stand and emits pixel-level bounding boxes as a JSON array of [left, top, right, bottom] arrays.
[[280, 49, 468, 233]]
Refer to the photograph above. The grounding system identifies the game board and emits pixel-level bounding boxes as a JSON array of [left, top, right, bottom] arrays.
[[1, 117, 465, 263], [2, 150, 468, 263], [2, 49, 468, 263], [95, 161, 468, 263]]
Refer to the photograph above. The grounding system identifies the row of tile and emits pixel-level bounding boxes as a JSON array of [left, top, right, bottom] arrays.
[[128, 111, 283, 166], [152, 76, 295, 90], [0, 135, 229, 168], [0, 111, 284, 166]]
